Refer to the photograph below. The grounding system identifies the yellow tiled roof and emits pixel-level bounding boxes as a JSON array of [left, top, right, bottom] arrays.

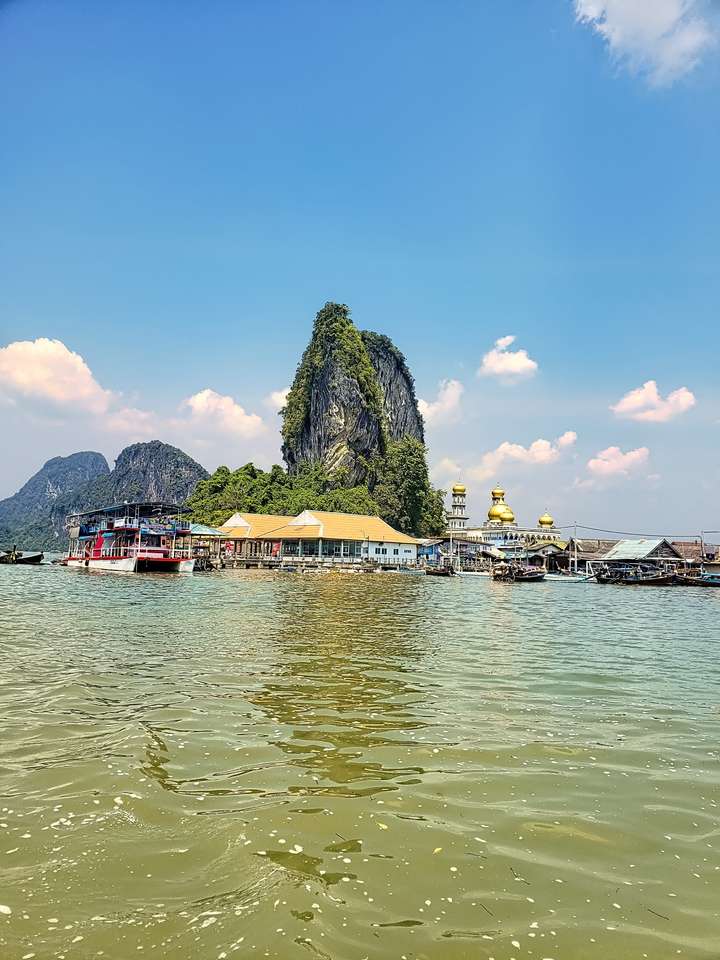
[[270, 511, 417, 544], [220, 510, 418, 544], [219, 513, 292, 539]]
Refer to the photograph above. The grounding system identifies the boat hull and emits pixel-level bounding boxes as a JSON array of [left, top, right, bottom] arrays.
[[67, 556, 194, 573], [0, 551, 44, 565], [675, 575, 720, 587], [596, 572, 675, 586]]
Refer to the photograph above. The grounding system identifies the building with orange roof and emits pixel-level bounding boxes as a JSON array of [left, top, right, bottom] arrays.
[[219, 509, 418, 564]]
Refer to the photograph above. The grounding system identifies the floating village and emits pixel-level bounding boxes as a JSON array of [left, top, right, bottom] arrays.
[[3, 482, 718, 586]]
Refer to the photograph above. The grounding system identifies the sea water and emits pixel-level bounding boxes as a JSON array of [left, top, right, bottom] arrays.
[[1, 565, 718, 959]]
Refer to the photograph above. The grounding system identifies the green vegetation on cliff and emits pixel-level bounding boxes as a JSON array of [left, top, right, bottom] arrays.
[[281, 301, 386, 450], [372, 437, 446, 537], [187, 462, 379, 528], [188, 437, 446, 538]]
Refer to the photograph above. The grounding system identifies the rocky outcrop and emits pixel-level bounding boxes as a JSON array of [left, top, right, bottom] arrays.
[[361, 331, 424, 444], [87, 441, 209, 506], [1, 442, 208, 550], [283, 357, 385, 483], [281, 302, 424, 485], [0, 451, 110, 548]]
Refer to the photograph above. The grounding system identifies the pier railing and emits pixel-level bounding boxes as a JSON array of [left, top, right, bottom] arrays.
[[94, 546, 193, 559]]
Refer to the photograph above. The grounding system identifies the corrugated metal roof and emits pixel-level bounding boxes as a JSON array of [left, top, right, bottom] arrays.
[[189, 523, 225, 537], [602, 538, 671, 561]]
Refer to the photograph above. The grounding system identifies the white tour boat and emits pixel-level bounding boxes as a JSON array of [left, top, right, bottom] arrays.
[[65, 502, 195, 573]]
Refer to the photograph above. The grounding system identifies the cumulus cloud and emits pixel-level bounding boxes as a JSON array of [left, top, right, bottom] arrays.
[[467, 431, 577, 482], [478, 335, 538, 383], [418, 379, 464, 425], [0, 336, 269, 456], [610, 379, 696, 422], [575, 444, 650, 487], [265, 387, 290, 412], [587, 444, 649, 477], [575, 0, 717, 85], [431, 456, 463, 486], [105, 406, 159, 437], [183, 388, 265, 437], [0, 338, 112, 415]]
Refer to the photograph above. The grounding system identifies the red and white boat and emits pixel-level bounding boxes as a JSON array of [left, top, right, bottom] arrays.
[[65, 502, 195, 573]]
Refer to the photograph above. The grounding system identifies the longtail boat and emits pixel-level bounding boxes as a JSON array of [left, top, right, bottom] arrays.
[[492, 563, 545, 583], [0, 550, 44, 565]]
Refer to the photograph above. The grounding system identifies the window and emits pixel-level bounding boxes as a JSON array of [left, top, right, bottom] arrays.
[[393, 548, 399, 555]]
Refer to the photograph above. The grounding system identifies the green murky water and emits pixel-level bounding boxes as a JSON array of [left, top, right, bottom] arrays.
[[1, 565, 719, 959]]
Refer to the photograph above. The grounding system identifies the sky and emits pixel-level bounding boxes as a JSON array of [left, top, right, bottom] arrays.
[[2, 0, 720, 536]]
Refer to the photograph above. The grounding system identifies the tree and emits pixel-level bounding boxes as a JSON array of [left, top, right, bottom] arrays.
[[373, 437, 446, 537], [187, 461, 381, 526]]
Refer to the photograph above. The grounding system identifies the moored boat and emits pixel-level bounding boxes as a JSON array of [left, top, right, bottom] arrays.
[[595, 569, 676, 586], [0, 549, 44, 565], [674, 572, 720, 587], [65, 502, 195, 573], [492, 562, 545, 583]]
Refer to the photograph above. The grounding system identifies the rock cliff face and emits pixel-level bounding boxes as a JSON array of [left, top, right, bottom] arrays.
[[281, 302, 424, 485], [87, 441, 209, 506], [1, 441, 208, 550], [0, 451, 110, 547], [361, 331, 424, 444]]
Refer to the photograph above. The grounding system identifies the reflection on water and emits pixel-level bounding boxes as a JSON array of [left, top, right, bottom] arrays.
[[0, 565, 719, 959]]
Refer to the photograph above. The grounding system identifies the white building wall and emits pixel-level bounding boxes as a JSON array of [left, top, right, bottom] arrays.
[[362, 540, 417, 564]]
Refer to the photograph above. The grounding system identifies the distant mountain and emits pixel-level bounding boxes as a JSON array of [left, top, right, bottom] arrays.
[[0, 441, 209, 550], [79, 441, 209, 509], [0, 451, 110, 549]]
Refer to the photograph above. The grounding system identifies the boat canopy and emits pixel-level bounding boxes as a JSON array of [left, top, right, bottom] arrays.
[[68, 501, 189, 522]]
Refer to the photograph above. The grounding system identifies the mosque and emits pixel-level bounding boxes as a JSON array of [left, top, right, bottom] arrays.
[[446, 482, 559, 548]]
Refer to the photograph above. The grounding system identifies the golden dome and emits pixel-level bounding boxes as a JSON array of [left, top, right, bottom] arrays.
[[491, 485, 505, 500], [500, 506, 515, 523], [488, 502, 508, 521], [538, 512, 554, 527], [452, 482, 466, 495]]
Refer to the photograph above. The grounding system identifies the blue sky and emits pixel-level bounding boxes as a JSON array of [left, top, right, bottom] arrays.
[[2, 0, 719, 535]]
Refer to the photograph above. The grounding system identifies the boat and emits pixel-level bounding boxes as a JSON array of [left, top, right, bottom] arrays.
[[595, 568, 676, 586], [674, 572, 720, 587], [65, 502, 195, 573], [426, 565, 456, 577], [492, 562, 545, 583], [0, 549, 44, 565], [544, 572, 591, 583]]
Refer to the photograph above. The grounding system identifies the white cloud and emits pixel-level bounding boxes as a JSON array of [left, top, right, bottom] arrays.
[[0, 338, 112, 415], [418, 379, 464, 425], [467, 431, 577, 482], [610, 379, 696, 422], [431, 456, 463, 486], [265, 387, 290, 412], [105, 406, 159, 437], [0, 337, 268, 451], [478, 335, 538, 383], [183, 388, 265, 438], [575, 0, 717, 85], [575, 447, 650, 488]]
